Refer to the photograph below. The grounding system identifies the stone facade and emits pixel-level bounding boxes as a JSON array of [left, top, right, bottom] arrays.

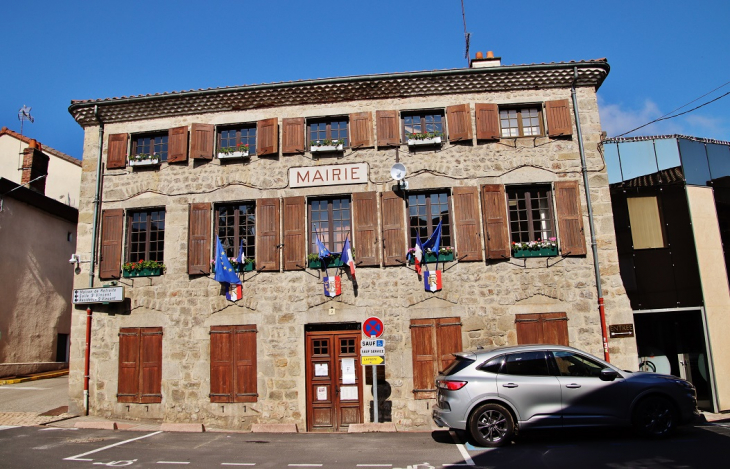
[[68, 62, 637, 430]]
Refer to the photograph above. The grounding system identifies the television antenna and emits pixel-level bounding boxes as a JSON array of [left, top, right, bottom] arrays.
[[18, 105, 34, 136], [461, 0, 471, 65]]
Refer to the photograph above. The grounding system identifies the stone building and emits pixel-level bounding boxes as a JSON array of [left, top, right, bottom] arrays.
[[67, 54, 637, 431]]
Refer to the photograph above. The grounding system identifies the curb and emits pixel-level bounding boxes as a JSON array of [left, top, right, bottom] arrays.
[[0, 370, 69, 386]]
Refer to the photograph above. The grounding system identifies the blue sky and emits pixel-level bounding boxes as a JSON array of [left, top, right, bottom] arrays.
[[1, 0, 729, 159]]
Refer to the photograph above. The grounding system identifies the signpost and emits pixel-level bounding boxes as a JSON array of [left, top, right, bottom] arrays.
[[72, 287, 125, 305], [362, 317, 385, 423]]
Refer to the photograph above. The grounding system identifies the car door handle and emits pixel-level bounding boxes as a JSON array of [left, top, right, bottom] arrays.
[[565, 383, 581, 389], [502, 383, 518, 388]]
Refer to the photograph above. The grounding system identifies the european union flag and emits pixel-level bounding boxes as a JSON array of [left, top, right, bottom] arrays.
[[215, 236, 241, 285], [422, 219, 442, 253], [315, 234, 331, 259]]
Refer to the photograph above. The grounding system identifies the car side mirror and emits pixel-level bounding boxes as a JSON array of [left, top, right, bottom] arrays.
[[599, 368, 619, 382]]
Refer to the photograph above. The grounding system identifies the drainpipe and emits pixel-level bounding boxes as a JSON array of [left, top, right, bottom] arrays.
[[83, 105, 104, 414], [572, 67, 610, 362]]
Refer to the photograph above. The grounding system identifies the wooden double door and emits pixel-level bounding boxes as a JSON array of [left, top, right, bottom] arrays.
[[305, 328, 363, 432]]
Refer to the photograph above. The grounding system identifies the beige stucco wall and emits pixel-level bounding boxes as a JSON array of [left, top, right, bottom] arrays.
[[686, 186, 730, 411], [0, 195, 76, 374], [0, 134, 81, 208], [68, 85, 636, 429]]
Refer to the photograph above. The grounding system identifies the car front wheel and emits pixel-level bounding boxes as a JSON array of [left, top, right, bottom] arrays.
[[633, 396, 676, 437], [468, 403, 515, 447]]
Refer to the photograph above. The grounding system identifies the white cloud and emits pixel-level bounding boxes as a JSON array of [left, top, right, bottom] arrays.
[[598, 96, 730, 141]]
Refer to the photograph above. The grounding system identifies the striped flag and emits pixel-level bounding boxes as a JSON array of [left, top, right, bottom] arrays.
[[424, 270, 442, 292]]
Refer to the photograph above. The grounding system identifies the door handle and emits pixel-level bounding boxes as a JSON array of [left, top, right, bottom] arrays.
[[565, 383, 581, 389], [502, 383, 518, 388]]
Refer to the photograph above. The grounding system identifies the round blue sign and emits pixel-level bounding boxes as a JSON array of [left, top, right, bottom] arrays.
[[363, 317, 384, 338]]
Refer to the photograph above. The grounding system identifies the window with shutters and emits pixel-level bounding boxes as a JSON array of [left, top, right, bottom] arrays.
[[215, 203, 256, 261], [308, 117, 349, 149], [132, 132, 169, 161], [210, 325, 258, 403], [499, 106, 543, 138], [117, 327, 163, 404], [126, 209, 165, 265], [309, 197, 351, 254], [410, 317, 462, 399], [407, 191, 451, 251], [218, 124, 256, 155], [402, 111, 444, 140], [507, 185, 555, 245]]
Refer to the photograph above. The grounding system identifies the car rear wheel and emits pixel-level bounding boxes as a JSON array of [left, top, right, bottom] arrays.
[[633, 396, 676, 437], [468, 403, 514, 447]]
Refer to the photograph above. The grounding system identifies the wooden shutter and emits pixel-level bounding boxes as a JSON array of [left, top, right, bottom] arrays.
[[118, 328, 140, 403], [188, 203, 211, 275], [167, 126, 188, 163], [353, 192, 380, 266], [107, 133, 128, 169], [190, 123, 214, 160], [139, 327, 163, 404], [210, 326, 234, 403], [349, 112, 373, 148], [376, 110, 399, 147], [410, 319, 436, 400], [257, 118, 278, 156], [446, 104, 473, 142], [100, 209, 123, 279], [475, 103, 500, 140], [256, 198, 280, 271], [516, 313, 568, 346], [546, 99, 573, 137], [436, 317, 463, 373], [282, 118, 305, 154], [452, 187, 482, 262], [554, 180, 586, 255], [283, 196, 305, 271], [480, 185, 510, 260], [381, 191, 406, 266], [234, 325, 257, 403]]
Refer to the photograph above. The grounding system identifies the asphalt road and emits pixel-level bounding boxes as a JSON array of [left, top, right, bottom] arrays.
[[2, 422, 730, 469], [0, 376, 69, 413]]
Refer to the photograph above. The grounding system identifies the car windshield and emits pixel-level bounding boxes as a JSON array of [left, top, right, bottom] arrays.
[[442, 355, 475, 376]]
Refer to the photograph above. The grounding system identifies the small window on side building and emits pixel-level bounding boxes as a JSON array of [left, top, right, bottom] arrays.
[[627, 196, 665, 249]]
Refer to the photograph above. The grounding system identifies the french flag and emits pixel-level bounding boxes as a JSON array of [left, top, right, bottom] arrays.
[[340, 237, 356, 279], [413, 233, 424, 275], [424, 270, 442, 292], [323, 275, 342, 297]]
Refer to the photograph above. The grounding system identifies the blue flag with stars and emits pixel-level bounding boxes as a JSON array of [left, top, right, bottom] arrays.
[[215, 236, 241, 285]]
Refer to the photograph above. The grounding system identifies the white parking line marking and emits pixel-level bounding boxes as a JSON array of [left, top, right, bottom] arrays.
[[0, 426, 19, 431], [157, 462, 190, 465], [449, 430, 475, 466], [357, 465, 392, 467], [0, 386, 44, 390], [64, 431, 163, 460], [221, 464, 256, 466], [40, 427, 79, 431], [288, 465, 323, 467]]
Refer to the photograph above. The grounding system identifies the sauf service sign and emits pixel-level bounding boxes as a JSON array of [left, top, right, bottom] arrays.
[[289, 163, 368, 188]]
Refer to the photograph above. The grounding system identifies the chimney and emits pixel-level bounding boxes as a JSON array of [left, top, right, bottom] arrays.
[[21, 146, 49, 194], [470, 50, 502, 68]]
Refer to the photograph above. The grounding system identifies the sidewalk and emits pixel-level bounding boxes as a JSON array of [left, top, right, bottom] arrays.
[[0, 369, 68, 386]]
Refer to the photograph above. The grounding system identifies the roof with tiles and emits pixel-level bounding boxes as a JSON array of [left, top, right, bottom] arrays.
[[68, 59, 610, 127], [0, 127, 81, 166], [604, 134, 730, 147]]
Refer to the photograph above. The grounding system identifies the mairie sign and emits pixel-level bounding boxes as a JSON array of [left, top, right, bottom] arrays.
[[361, 356, 385, 366]]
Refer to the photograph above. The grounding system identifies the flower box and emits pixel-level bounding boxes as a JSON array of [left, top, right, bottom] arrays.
[[217, 151, 249, 159], [408, 252, 455, 265], [308, 257, 344, 269], [512, 246, 559, 258], [123, 267, 163, 278], [129, 158, 160, 167], [310, 144, 344, 153], [211, 262, 255, 273], [407, 136, 442, 147]]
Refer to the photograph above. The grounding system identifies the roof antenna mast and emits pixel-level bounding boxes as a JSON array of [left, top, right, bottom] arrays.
[[18, 105, 34, 137], [461, 0, 471, 66]]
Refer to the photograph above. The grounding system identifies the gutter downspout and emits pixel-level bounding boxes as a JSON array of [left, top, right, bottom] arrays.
[[572, 67, 610, 362], [84, 105, 104, 415]]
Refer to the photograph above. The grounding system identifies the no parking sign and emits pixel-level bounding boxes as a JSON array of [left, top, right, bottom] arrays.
[[363, 317, 384, 338]]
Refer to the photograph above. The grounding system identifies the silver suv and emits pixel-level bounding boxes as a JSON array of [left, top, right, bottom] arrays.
[[432, 345, 699, 447]]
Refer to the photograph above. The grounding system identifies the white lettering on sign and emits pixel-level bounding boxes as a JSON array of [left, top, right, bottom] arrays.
[[289, 163, 368, 188], [360, 347, 385, 356], [73, 287, 125, 304], [360, 339, 385, 348]]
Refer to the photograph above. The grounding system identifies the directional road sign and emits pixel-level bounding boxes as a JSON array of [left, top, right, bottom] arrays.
[[363, 317, 384, 338], [361, 355, 385, 365], [73, 286, 125, 304]]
